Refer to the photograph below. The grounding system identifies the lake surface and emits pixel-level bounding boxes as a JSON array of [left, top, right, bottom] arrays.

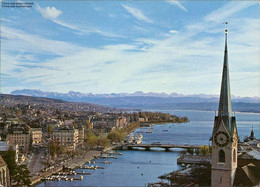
[[37, 110, 259, 186]]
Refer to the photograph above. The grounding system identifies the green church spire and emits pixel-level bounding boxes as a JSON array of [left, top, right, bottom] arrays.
[[218, 29, 232, 118]]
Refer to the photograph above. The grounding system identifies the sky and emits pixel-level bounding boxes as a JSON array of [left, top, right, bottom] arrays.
[[1, 0, 260, 97]]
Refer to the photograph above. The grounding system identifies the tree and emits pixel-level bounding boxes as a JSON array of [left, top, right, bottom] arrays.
[[48, 124, 54, 134], [57, 145, 66, 155], [107, 130, 125, 143], [199, 145, 210, 155], [1, 148, 17, 181], [204, 145, 210, 155], [98, 136, 110, 148], [5, 109, 11, 115], [13, 164, 31, 185], [86, 133, 98, 149], [16, 110, 22, 116], [72, 123, 79, 129], [49, 141, 59, 157], [1, 148, 31, 185], [49, 141, 67, 157]]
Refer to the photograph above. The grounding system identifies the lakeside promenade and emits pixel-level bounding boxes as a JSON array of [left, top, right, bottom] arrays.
[[30, 150, 102, 185], [30, 123, 140, 185]]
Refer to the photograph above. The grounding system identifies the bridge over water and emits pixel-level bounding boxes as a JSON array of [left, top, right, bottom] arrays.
[[117, 144, 209, 152]]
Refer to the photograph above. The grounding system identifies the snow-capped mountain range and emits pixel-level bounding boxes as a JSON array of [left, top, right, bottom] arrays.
[[6, 89, 259, 112], [10, 89, 259, 102]]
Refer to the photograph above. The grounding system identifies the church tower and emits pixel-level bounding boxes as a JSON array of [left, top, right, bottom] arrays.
[[211, 29, 238, 187]]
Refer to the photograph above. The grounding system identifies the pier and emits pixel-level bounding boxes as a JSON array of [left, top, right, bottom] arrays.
[[74, 165, 105, 170], [177, 155, 211, 165], [91, 161, 112, 164]]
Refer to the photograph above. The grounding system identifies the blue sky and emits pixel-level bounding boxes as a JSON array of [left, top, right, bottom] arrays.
[[1, 1, 260, 97]]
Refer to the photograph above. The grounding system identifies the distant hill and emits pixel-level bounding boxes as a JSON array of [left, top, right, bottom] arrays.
[[0, 94, 67, 104], [10, 89, 260, 113], [0, 94, 118, 113], [0, 94, 68, 103]]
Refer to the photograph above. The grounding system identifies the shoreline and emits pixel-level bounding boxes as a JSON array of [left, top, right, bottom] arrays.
[[31, 150, 104, 185], [143, 109, 260, 114], [31, 124, 141, 185], [31, 145, 118, 185]]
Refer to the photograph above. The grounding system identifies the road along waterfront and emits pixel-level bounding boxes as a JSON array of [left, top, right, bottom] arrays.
[[31, 150, 102, 185], [36, 110, 259, 186]]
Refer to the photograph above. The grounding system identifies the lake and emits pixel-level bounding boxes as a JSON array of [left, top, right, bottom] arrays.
[[37, 110, 259, 186]]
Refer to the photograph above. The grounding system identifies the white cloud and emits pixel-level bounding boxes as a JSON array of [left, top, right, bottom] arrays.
[[52, 19, 79, 30], [2, 17, 259, 96], [35, 4, 123, 38], [1, 18, 12, 22], [121, 4, 153, 23], [186, 1, 257, 36], [53, 19, 124, 38], [36, 4, 62, 19], [1, 2, 259, 97], [108, 14, 116, 18], [94, 7, 102, 12], [1, 26, 83, 56], [169, 30, 178, 34], [167, 1, 187, 12], [204, 1, 256, 23]]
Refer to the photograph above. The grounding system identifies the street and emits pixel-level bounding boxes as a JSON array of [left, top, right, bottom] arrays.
[[28, 150, 45, 175]]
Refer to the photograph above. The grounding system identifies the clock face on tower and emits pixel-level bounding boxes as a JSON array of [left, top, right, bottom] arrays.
[[214, 131, 230, 147]]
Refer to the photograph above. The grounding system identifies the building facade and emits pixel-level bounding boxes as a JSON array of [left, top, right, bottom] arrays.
[[30, 128, 42, 144], [6, 125, 31, 153], [93, 116, 116, 133], [78, 125, 85, 143], [211, 30, 238, 187], [52, 127, 79, 151], [116, 117, 127, 128]]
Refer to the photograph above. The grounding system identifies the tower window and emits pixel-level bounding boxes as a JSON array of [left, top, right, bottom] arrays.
[[219, 149, 225, 162], [219, 177, 222, 184], [233, 149, 236, 163]]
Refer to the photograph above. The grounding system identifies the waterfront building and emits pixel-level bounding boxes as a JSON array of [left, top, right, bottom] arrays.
[[93, 116, 116, 133], [138, 118, 145, 122], [6, 124, 31, 153], [30, 128, 42, 144], [52, 126, 79, 151], [116, 117, 127, 128], [78, 124, 85, 143], [0, 155, 10, 187], [211, 30, 238, 187]]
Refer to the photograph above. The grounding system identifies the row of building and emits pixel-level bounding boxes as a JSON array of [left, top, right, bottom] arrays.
[[52, 125, 84, 151], [0, 124, 85, 154], [0, 113, 128, 154]]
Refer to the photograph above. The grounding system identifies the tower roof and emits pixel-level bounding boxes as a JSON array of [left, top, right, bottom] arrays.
[[212, 29, 237, 136], [218, 29, 232, 117]]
